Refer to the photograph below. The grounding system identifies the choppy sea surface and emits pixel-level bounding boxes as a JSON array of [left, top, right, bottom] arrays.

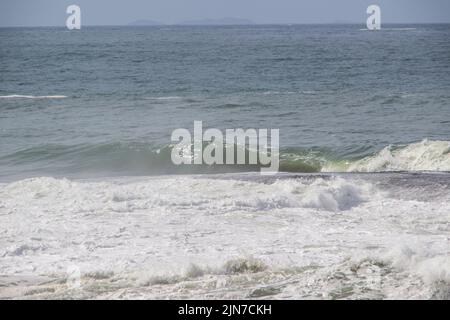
[[0, 25, 449, 299]]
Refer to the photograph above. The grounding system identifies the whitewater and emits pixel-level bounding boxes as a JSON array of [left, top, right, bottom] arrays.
[[0, 171, 449, 299]]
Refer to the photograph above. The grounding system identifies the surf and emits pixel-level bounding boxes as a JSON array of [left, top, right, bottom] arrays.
[[1, 140, 449, 180], [0, 95, 67, 99], [327, 139, 450, 172]]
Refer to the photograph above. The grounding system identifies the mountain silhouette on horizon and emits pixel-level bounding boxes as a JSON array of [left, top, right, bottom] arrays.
[[178, 18, 254, 25], [128, 19, 164, 26]]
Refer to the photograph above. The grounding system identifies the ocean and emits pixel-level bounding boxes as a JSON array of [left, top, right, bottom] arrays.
[[0, 24, 449, 299]]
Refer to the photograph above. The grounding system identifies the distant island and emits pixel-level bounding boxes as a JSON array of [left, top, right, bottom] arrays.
[[127, 18, 254, 27], [178, 18, 254, 26], [128, 19, 164, 26]]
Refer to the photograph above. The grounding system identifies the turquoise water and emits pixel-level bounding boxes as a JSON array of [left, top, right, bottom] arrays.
[[1, 24, 450, 180]]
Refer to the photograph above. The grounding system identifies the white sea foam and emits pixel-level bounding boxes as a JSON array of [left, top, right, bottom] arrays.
[[0, 174, 449, 299], [381, 245, 450, 284], [324, 140, 450, 172], [297, 178, 371, 211], [0, 95, 67, 99]]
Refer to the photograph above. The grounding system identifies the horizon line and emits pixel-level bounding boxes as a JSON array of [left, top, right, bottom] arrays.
[[2, 21, 450, 28]]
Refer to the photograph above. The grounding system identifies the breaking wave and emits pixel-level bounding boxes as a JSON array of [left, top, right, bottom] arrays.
[[0, 176, 374, 214], [338, 140, 450, 172], [140, 256, 268, 286], [0, 140, 449, 179]]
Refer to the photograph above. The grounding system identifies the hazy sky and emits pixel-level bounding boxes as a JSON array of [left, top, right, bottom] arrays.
[[0, 0, 449, 27]]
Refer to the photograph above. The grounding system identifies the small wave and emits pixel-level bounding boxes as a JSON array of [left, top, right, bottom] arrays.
[[343, 140, 450, 172], [0, 95, 67, 99], [297, 178, 371, 212], [262, 91, 295, 95], [140, 256, 267, 286], [219, 177, 373, 212], [261, 90, 317, 96], [144, 96, 182, 101]]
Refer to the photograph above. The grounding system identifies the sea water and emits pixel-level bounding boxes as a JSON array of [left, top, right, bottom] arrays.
[[0, 24, 449, 299]]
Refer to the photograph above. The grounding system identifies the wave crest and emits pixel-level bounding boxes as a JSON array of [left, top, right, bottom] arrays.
[[345, 140, 450, 172], [1, 140, 450, 179], [0, 95, 67, 99]]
